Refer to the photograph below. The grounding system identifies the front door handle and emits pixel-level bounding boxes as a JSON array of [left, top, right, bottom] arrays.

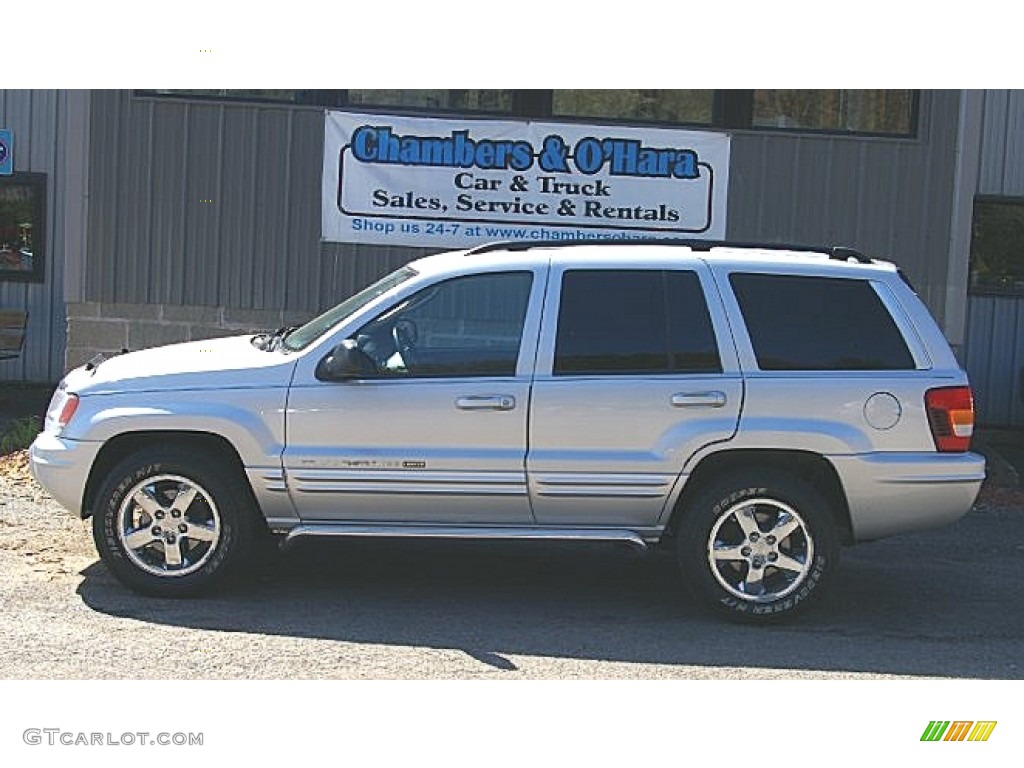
[[456, 395, 516, 411], [671, 391, 727, 408]]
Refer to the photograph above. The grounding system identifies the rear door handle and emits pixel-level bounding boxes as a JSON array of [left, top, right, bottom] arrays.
[[456, 395, 516, 411], [671, 391, 727, 408]]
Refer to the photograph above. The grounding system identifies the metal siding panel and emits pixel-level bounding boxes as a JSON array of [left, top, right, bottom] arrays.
[[219, 107, 257, 310], [251, 110, 290, 310], [724, 134, 767, 238], [855, 141, 897, 254], [981, 90, 1007, 193], [124, 98, 153, 303], [0, 89, 67, 382], [148, 101, 187, 306], [1013, 300, 1024, 425], [978, 89, 1024, 197], [86, 90, 119, 302], [964, 297, 993, 421], [965, 295, 1024, 426], [1003, 92, 1024, 194], [284, 111, 323, 312], [790, 139, 833, 246], [183, 103, 222, 307], [989, 298, 1018, 422]]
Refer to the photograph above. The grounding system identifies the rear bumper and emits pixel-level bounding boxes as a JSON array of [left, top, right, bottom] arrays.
[[29, 433, 102, 518], [830, 451, 986, 541]]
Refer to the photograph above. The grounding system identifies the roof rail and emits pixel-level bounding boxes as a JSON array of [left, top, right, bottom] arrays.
[[464, 238, 873, 264]]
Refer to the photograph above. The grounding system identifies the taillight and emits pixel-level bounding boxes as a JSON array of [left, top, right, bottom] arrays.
[[925, 386, 974, 452], [57, 394, 80, 429]]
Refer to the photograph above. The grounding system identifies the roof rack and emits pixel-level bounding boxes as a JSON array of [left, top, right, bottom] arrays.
[[464, 238, 873, 264]]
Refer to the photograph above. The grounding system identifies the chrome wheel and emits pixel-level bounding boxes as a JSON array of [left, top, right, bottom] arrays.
[[116, 474, 222, 578], [706, 498, 814, 603]]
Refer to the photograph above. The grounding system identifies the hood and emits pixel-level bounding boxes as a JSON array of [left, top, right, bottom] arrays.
[[63, 335, 297, 395]]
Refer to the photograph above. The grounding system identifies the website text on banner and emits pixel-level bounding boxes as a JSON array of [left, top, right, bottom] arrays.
[[322, 112, 730, 249]]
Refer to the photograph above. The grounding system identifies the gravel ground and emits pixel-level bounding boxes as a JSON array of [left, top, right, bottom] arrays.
[[1, 450, 1022, 680]]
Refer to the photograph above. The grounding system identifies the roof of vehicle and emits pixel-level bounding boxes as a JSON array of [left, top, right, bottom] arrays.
[[410, 239, 901, 278]]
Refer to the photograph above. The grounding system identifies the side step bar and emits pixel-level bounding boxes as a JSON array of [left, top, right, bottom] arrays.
[[280, 524, 649, 552]]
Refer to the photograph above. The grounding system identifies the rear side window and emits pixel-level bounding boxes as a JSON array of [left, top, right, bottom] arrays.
[[554, 270, 721, 375], [729, 273, 916, 370]]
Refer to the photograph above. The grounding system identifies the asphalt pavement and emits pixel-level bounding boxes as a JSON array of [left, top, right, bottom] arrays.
[[1, 469, 1020, 679]]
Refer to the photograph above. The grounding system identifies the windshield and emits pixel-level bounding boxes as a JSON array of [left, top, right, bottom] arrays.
[[282, 266, 418, 352]]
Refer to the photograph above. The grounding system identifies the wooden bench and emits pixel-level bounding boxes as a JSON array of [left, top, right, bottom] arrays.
[[0, 310, 28, 361]]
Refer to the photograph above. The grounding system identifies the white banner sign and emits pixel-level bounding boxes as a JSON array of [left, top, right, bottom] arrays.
[[322, 111, 730, 248]]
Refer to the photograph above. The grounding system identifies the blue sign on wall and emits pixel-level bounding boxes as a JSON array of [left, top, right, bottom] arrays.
[[0, 130, 12, 175]]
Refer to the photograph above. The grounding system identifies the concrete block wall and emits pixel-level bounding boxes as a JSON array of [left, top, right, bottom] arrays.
[[65, 302, 316, 371]]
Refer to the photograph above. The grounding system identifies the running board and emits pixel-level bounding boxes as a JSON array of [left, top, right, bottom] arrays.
[[280, 524, 649, 552]]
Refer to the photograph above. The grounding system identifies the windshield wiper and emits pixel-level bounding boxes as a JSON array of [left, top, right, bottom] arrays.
[[251, 326, 297, 352]]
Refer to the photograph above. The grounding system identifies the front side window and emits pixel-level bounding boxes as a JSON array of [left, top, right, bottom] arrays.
[[353, 272, 533, 378], [554, 270, 721, 376], [729, 273, 916, 371], [284, 267, 417, 351]]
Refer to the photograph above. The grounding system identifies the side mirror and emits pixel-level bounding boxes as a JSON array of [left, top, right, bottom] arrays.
[[315, 340, 377, 381]]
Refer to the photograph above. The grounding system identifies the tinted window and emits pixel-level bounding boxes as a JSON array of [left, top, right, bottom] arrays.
[[554, 270, 721, 375], [354, 272, 532, 377], [667, 271, 721, 373], [729, 274, 915, 370]]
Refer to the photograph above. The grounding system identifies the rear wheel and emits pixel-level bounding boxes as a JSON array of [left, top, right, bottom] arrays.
[[676, 471, 839, 621], [92, 446, 259, 597]]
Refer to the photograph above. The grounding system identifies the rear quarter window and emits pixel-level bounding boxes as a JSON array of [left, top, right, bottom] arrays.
[[729, 273, 916, 371]]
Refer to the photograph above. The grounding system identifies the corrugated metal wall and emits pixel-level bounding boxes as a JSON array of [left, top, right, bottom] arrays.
[[86, 90, 965, 328], [727, 90, 961, 329], [0, 90, 69, 383], [965, 295, 1024, 425], [86, 91, 435, 314], [964, 89, 1024, 426]]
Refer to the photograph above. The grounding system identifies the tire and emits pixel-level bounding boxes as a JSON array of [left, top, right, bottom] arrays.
[[91, 446, 259, 597], [676, 471, 840, 622]]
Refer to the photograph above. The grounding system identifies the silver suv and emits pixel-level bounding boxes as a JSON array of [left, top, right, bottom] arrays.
[[30, 240, 985, 620]]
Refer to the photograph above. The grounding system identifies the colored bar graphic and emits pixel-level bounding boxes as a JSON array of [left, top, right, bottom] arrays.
[[944, 721, 973, 741], [968, 722, 997, 742], [921, 720, 996, 742], [921, 721, 949, 741]]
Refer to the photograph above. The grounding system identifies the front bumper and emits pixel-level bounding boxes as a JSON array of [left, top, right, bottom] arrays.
[[830, 451, 986, 541], [29, 433, 103, 518]]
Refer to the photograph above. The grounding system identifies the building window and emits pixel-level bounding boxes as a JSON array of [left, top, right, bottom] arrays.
[[145, 89, 309, 104], [346, 89, 513, 114], [970, 197, 1024, 295], [0, 173, 45, 283], [138, 89, 919, 137], [552, 89, 713, 126], [751, 90, 915, 136]]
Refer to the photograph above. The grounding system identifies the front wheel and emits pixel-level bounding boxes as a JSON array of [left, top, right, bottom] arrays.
[[92, 447, 258, 597], [676, 472, 840, 621]]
